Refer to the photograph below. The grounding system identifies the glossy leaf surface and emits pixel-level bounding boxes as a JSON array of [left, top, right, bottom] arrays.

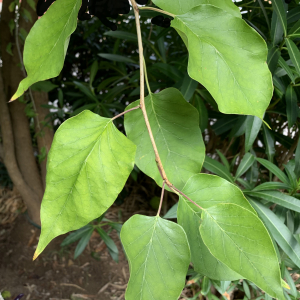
[[121, 215, 190, 300], [34, 111, 136, 259], [178, 174, 255, 280], [200, 204, 284, 300], [171, 5, 272, 118], [125, 88, 205, 190], [12, 0, 81, 100]]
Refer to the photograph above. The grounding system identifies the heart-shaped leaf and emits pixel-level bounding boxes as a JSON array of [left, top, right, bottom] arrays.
[[171, 5, 273, 118], [121, 215, 190, 300], [34, 111, 136, 259], [124, 88, 205, 190], [200, 203, 284, 300]]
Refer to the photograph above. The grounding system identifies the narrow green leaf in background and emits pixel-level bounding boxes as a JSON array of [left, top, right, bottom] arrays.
[[285, 85, 299, 128], [247, 191, 300, 213], [98, 53, 137, 64], [278, 57, 295, 84], [245, 116, 263, 153], [249, 199, 300, 269], [97, 227, 119, 262], [121, 215, 190, 300], [200, 203, 284, 300], [286, 38, 300, 75], [203, 156, 234, 183], [267, 46, 281, 74], [11, 0, 81, 100], [34, 111, 136, 259], [125, 88, 205, 190], [251, 182, 290, 192], [235, 153, 255, 180], [262, 124, 276, 162], [272, 0, 287, 36], [74, 227, 94, 259], [256, 158, 290, 185], [181, 73, 198, 102], [193, 95, 208, 132], [171, 5, 273, 118], [294, 138, 300, 178], [178, 174, 255, 280], [271, 11, 284, 46], [61, 225, 94, 247]]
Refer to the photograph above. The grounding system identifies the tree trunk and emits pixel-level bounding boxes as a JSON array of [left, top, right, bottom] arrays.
[[0, 0, 54, 223]]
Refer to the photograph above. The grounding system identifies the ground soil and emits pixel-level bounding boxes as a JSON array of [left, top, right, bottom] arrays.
[[0, 180, 168, 300]]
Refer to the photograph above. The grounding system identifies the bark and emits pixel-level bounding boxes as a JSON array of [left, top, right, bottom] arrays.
[[32, 90, 54, 187], [0, 0, 54, 222], [0, 71, 41, 224]]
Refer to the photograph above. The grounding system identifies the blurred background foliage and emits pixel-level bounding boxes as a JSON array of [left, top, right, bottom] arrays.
[[1, 0, 300, 299]]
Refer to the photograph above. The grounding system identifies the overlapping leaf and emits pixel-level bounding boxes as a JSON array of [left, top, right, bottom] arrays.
[[12, 0, 81, 100], [121, 215, 190, 300], [124, 88, 205, 190], [34, 111, 136, 259], [171, 5, 273, 118], [177, 174, 255, 280], [200, 203, 284, 300]]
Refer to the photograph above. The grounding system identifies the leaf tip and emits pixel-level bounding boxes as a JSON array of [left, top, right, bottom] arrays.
[[262, 120, 271, 130], [33, 250, 40, 261]]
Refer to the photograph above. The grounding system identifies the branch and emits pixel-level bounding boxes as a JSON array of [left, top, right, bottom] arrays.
[[111, 105, 141, 121], [157, 181, 166, 216], [131, 0, 204, 212], [131, 0, 171, 186]]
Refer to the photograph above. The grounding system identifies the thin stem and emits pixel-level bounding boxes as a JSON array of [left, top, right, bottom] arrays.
[[143, 58, 152, 94], [157, 181, 166, 216], [139, 6, 175, 18], [131, 0, 171, 185], [111, 105, 140, 121], [170, 185, 204, 210]]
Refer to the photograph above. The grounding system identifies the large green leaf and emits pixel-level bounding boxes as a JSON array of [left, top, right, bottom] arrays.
[[152, 0, 241, 17], [200, 203, 284, 300], [34, 111, 136, 259], [121, 215, 190, 300], [11, 0, 81, 100], [171, 5, 273, 118], [124, 88, 205, 190], [178, 174, 256, 280]]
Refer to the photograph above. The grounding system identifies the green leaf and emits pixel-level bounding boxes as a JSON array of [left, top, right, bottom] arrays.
[[61, 225, 93, 247], [97, 227, 119, 262], [203, 156, 234, 183], [178, 173, 255, 280], [278, 57, 295, 84], [181, 72, 198, 102], [294, 138, 300, 178], [200, 203, 284, 300], [247, 191, 300, 213], [271, 11, 284, 46], [285, 85, 299, 129], [11, 0, 81, 100], [34, 111, 136, 259], [124, 88, 205, 190], [272, 0, 287, 36], [31, 81, 58, 93], [163, 203, 178, 219], [171, 5, 272, 118], [256, 158, 290, 185], [193, 94, 208, 132], [288, 19, 300, 38], [152, 0, 241, 18], [73, 81, 98, 102], [286, 38, 300, 76], [104, 30, 138, 42], [262, 124, 275, 162], [245, 116, 263, 153], [98, 53, 136, 64], [74, 227, 94, 259], [251, 182, 290, 192], [235, 153, 255, 180], [121, 215, 190, 300], [267, 46, 281, 75], [216, 150, 230, 170], [249, 199, 300, 269]]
